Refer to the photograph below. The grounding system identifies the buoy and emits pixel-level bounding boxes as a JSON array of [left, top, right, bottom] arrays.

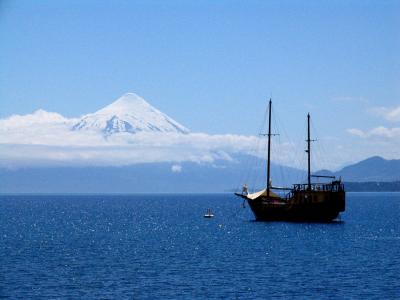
[[204, 208, 214, 218]]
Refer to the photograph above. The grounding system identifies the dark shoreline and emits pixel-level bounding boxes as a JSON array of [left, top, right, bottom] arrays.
[[344, 181, 400, 192]]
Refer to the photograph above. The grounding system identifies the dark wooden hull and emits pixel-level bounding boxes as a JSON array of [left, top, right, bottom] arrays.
[[245, 190, 345, 222]]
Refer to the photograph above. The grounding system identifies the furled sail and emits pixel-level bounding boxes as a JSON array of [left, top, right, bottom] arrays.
[[246, 189, 280, 200]]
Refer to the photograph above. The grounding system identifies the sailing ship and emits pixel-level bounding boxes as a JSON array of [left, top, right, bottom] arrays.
[[235, 100, 345, 222]]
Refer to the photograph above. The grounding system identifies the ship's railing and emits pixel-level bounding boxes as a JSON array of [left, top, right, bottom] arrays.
[[284, 192, 294, 201], [292, 182, 344, 192]]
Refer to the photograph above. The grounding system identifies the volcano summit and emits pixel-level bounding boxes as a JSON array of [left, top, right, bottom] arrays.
[[72, 93, 189, 135]]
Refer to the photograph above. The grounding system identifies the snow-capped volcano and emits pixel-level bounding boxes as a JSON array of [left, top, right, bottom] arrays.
[[0, 92, 259, 169], [72, 93, 189, 135]]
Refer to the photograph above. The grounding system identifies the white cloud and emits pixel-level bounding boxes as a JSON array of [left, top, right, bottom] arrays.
[[0, 120, 304, 168], [0, 109, 76, 129], [346, 128, 366, 138], [347, 126, 400, 139], [0, 134, 260, 168], [369, 126, 400, 138], [0, 105, 311, 169], [171, 165, 182, 173], [0, 112, 274, 167], [8, 104, 396, 171], [369, 106, 400, 122], [340, 103, 400, 163]]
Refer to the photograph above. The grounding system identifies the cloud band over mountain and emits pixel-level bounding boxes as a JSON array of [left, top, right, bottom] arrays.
[[1, 93, 287, 167]]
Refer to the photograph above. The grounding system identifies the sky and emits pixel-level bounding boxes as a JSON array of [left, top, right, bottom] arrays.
[[0, 0, 399, 169]]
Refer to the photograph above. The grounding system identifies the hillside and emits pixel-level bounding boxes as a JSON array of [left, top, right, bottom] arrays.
[[316, 156, 400, 182]]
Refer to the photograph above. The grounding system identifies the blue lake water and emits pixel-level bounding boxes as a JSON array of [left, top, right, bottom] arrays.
[[0, 193, 399, 299]]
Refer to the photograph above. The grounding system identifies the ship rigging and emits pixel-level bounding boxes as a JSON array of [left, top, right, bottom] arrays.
[[235, 99, 345, 222]]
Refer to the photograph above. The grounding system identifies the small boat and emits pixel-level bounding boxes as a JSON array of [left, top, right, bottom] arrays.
[[235, 99, 345, 222], [204, 208, 214, 218]]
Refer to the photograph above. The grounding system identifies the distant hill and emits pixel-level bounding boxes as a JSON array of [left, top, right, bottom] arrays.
[[0, 155, 306, 194], [2, 91, 398, 193], [1, 155, 399, 193], [344, 181, 400, 192], [316, 156, 400, 182]]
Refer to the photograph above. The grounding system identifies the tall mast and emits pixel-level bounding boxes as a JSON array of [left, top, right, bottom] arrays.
[[307, 113, 311, 190], [267, 99, 272, 198]]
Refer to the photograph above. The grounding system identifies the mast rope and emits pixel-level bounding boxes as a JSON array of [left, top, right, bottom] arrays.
[[310, 119, 335, 180], [235, 103, 269, 193]]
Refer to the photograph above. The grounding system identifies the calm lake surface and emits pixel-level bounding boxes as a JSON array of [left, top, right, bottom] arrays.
[[0, 193, 399, 299]]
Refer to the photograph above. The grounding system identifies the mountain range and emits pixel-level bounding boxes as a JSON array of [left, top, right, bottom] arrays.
[[0, 92, 399, 193], [316, 156, 400, 182], [1, 155, 399, 193]]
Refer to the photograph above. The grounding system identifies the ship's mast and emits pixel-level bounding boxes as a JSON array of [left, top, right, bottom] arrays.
[[306, 113, 311, 190], [267, 99, 272, 198]]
